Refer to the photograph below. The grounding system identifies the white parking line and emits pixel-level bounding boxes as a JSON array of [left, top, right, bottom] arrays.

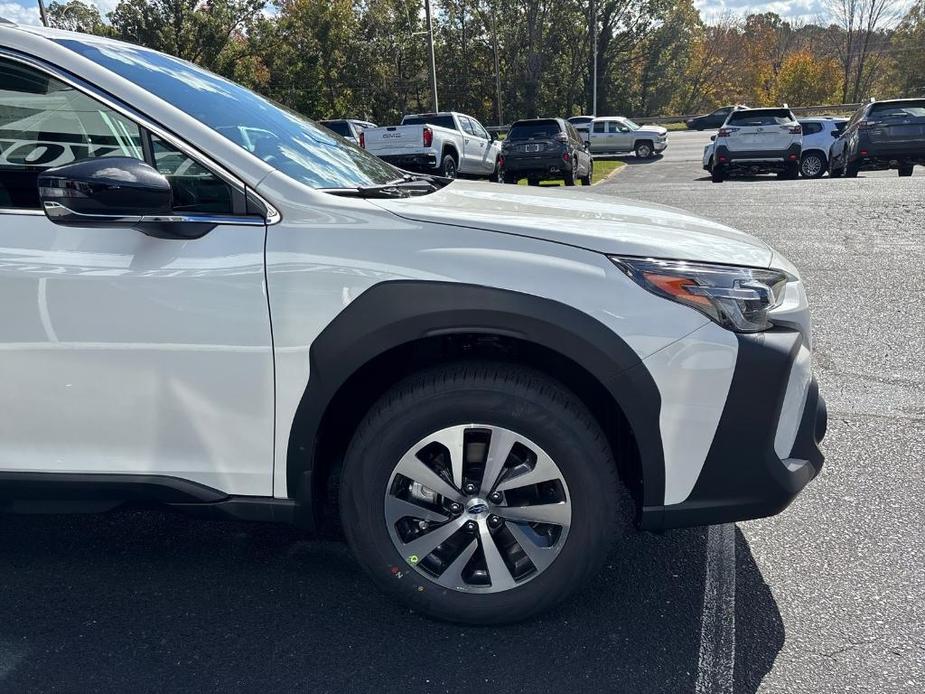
[[695, 523, 737, 694]]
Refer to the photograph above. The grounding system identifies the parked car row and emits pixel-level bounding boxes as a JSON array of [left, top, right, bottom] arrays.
[[702, 99, 924, 181]]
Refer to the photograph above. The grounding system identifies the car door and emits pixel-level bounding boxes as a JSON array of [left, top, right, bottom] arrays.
[[566, 122, 589, 175], [590, 119, 607, 154], [0, 57, 275, 496], [457, 115, 482, 174], [610, 120, 633, 151], [469, 118, 496, 174]]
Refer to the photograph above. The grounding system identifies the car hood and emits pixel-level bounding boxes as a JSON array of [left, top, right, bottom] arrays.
[[637, 125, 668, 137], [373, 180, 774, 267]]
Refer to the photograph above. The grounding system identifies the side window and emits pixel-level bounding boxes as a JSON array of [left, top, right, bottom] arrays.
[[460, 117, 476, 136], [150, 135, 233, 214], [801, 122, 822, 135], [472, 120, 490, 140], [592, 120, 606, 133], [0, 58, 143, 210], [607, 121, 627, 133]]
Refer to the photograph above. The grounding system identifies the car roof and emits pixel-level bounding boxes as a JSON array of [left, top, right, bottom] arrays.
[[799, 117, 848, 122]]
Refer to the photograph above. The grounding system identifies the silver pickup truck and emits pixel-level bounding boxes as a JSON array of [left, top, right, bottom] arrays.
[[587, 117, 668, 159], [362, 112, 502, 179]]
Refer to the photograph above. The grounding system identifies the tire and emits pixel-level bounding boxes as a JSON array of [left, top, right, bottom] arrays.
[[711, 165, 725, 183], [898, 164, 914, 177], [502, 173, 517, 184], [439, 153, 457, 179], [634, 140, 654, 159], [527, 177, 539, 186], [829, 160, 843, 178], [580, 159, 593, 186], [339, 361, 628, 625], [800, 152, 826, 179], [563, 163, 576, 186], [845, 160, 860, 178]]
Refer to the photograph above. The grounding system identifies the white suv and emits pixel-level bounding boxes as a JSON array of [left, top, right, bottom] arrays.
[[798, 117, 847, 178], [711, 107, 803, 182], [0, 23, 826, 624]]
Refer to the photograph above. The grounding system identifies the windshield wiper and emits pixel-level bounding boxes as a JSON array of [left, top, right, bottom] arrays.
[[323, 174, 443, 199]]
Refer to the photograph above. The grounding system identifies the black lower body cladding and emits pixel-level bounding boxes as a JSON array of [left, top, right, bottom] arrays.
[[640, 329, 826, 531]]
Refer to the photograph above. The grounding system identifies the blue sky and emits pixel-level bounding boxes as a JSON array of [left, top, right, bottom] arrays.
[[2, 0, 834, 27]]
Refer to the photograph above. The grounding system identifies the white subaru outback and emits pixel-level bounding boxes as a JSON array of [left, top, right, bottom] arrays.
[[711, 107, 803, 182], [0, 23, 826, 624]]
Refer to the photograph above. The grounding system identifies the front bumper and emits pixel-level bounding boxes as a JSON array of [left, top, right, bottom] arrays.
[[640, 329, 826, 530], [654, 140, 668, 152]]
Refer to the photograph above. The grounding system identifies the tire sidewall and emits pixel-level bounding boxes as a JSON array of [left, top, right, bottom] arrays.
[[340, 375, 619, 623]]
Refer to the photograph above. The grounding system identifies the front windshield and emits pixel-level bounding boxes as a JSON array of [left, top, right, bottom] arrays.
[[57, 39, 400, 189], [621, 119, 641, 130]]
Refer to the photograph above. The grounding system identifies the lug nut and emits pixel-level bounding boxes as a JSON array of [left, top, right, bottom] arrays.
[[464, 520, 478, 532], [488, 515, 502, 528], [449, 502, 463, 514], [417, 520, 429, 531], [488, 492, 503, 504], [463, 483, 477, 495]]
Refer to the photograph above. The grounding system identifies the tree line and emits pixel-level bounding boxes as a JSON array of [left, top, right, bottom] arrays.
[[47, 0, 925, 126]]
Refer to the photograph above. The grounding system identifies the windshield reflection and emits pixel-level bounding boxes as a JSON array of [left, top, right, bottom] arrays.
[[57, 39, 400, 190]]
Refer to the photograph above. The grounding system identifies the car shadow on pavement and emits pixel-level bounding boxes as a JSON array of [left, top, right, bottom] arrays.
[[0, 512, 782, 693], [595, 154, 664, 166]]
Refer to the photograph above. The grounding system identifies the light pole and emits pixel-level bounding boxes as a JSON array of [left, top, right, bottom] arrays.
[[491, 6, 502, 126], [424, 0, 439, 112], [591, 0, 597, 116], [37, 0, 48, 27]]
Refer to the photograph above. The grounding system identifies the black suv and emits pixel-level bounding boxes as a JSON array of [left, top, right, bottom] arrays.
[[686, 105, 747, 131], [829, 99, 925, 177], [500, 118, 593, 185]]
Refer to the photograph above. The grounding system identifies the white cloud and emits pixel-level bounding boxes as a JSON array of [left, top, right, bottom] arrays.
[[1, 0, 119, 27], [0, 2, 41, 25]]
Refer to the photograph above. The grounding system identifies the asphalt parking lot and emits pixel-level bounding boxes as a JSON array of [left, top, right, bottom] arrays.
[[1, 131, 922, 694]]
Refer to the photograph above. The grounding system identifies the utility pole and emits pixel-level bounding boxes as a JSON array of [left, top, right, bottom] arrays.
[[591, 0, 597, 116], [424, 0, 439, 112], [491, 5, 502, 126], [37, 0, 48, 27]]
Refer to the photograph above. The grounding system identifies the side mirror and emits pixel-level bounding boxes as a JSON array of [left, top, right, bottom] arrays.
[[38, 157, 211, 239], [489, 131, 497, 141], [831, 131, 840, 137], [710, 135, 716, 141]]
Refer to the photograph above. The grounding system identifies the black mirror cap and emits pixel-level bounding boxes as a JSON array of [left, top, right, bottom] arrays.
[[38, 157, 173, 226], [710, 135, 716, 141]]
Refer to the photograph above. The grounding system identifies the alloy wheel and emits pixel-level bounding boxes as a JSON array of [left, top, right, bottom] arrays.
[[384, 424, 571, 594], [801, 154, 824, 177]]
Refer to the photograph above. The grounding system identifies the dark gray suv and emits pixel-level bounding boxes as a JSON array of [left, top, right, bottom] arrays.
[[829, 99, 925, 177]]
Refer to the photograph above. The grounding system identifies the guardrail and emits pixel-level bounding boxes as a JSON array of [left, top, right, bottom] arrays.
[[484, 103, 863, 135]]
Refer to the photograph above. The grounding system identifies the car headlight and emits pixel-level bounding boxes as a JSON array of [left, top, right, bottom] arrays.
[[610, 256, 792, 333]]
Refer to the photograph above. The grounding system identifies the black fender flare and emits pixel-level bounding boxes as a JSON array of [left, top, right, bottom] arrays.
[[286, 281, 665, 512]]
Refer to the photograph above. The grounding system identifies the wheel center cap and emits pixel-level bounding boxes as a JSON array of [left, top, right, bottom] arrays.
[[466, 498, 490, 518]]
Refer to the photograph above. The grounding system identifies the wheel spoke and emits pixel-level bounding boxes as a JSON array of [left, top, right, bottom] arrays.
[[495, 450, 561, 493], [438, 538, 478, 589], [479, 428, 518, 495], [506, 522, 559, 572], [477, 522, 517, 591], [496, 501, 570, 527], [394, 450, 463, 503], [399, 516, 466, 561], [384, 495, 451, 526]]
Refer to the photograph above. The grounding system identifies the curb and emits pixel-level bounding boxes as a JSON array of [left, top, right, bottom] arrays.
[[592, 162, 627, 186]]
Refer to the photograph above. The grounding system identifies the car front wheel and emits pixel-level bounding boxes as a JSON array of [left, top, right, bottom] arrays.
[[339, 361, 628, 624]]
